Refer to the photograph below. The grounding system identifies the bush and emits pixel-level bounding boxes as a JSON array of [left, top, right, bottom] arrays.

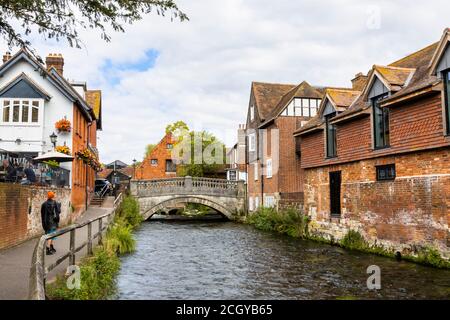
[[247, 207, 310, 239], [104, 221, 136, 255], [409, 247, 450, 269], [340, 230, 368, 251], [116, 195, 142, 229], [47, 248, 120, 300]]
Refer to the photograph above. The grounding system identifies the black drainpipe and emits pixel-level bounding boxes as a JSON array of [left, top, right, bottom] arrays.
[[85, 121, 93, 210]]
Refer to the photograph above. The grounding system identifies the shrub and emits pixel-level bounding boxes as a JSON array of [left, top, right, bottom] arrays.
[[116, 195, 142, 229], [247, 207, 310, 239], [104, 221, 136, 255], [47, 248, 120, 300], [409, 247, 450, 269], [340, 230, 368, 251]]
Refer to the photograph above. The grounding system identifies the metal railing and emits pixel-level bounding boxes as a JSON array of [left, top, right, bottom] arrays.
[[28, 193, 124, 300], [133, 176, 241, 197]]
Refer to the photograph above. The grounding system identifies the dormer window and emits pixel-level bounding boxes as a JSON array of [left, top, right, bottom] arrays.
[[444, 69, 450, 135], [372, 94, 390, 149]]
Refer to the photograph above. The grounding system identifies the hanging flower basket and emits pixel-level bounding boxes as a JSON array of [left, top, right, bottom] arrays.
[[55, 145, 71, 155], [75, 148, 102, 172], [55, 118, 71, 133]]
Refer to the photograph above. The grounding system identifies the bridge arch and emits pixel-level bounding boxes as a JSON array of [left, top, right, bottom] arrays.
[[142, 195, 234, 220]]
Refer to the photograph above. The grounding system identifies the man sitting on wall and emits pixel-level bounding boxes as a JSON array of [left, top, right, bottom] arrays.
[[41, 191, 61, 255], [21, 162, 37, 185]]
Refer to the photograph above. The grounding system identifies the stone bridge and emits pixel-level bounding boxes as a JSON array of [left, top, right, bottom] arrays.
[[130, 177, 246, 220]]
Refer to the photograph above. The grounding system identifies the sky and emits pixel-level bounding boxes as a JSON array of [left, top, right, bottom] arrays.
[[5, 0, 449, 164]]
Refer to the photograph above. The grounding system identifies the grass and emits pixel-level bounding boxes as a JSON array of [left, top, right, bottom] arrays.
[[246, 206, 450, 269], [46, 195, 142, 300]]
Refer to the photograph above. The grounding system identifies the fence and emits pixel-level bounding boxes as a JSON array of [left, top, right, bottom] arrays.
[[28, 193, 124, 300]]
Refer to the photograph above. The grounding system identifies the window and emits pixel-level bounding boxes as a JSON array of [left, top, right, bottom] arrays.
[[255, 196, 259, 209], [266, 159, 272, 178], [283, 98, 321, 117], [264, 196, 275, 208], [372, 94, 390, 149], [165, 159, 176, 172], [2, 101, 10, 122], [166, 143, 173, 150], [376, 164, 396, 181], [1, 99, 40, 124], [248, 133, 256, 152], [254, 162, 258, 180], [228, 170, 237, 181], [250, 105, 255, 121], [444, 70, 450, 135], [325, 113, 337, 158], [151, 159, 158, 166], [249, 197, 254, 211]]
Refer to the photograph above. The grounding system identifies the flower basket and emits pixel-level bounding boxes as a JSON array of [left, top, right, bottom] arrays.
[[55, 145, 71, 155], [75, 148, 102, 172], [55, 118, 71, 133]]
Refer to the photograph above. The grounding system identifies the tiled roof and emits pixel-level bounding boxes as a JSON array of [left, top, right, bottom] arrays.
[[374, 65, 415, 87], [97, 166, 134, 179], [86, 90, 101, 119], [252, 82, 296, 120]]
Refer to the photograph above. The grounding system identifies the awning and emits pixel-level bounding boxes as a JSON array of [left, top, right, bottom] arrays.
[[34, 151, 74, 163]]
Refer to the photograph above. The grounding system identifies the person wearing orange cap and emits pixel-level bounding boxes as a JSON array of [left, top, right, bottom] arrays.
[[41, 191, 61, 255]]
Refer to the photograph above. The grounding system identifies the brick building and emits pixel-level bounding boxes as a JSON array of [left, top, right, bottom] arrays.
[[294, 29, 450, 257], [135, 133, 177, 180], [245, 81, 324, 211]]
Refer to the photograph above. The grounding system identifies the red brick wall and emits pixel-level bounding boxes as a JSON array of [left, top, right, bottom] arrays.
[[0, 184, 72, 250], [136, 133, 177, 180], [300, 93, 450, 169], [0, 184, 29, 249], [303, 149, 450, 257]]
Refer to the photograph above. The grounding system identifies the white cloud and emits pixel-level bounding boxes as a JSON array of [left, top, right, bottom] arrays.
[[4, 0, 448, 164]]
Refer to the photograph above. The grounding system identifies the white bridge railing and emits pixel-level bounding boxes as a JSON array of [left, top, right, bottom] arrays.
[[132, 176, 244, 197]]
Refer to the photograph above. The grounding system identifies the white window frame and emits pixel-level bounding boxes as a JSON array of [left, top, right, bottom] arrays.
[[254, 162, 258, 181], [255, 196, 259, 209], [250, 105, 255, 121], [249, 197, 254, 211], [266, 159, 272, 178], [264, 195, 275, 208], [0, 98, 43, 126], [248, 133, 256, 152]]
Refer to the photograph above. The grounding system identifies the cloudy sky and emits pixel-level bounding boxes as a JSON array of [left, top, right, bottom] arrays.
[[16, 0, 449, 164]]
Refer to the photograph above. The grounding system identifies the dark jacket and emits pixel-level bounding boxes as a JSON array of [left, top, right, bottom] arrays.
[[41, 199, 61, 232], [24, 168, 36, 182]]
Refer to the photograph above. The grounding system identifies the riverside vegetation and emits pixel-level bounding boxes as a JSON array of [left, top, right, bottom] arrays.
[[46, 196, 143, 300], [246, 207, 450, 269]]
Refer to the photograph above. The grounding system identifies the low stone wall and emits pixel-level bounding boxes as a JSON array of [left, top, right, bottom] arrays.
[[0, 183, 72, 250]]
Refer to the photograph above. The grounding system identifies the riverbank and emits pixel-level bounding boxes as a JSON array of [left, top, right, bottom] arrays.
[[46, 195, 143, 300], [245, 207, 450, 269]]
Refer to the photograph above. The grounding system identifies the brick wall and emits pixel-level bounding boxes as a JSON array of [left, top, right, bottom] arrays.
[[0, 184, 72, 250], [300, 93, 450, 169], [303, 149, 450, 258]]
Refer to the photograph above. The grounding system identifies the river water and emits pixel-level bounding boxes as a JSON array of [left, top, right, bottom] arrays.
[[115, 221, 450, 300]]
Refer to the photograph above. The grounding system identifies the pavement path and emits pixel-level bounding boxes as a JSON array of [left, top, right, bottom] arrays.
[[0, 197, 115, 300]]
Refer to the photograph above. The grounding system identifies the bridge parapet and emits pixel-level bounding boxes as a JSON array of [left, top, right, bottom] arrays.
[[131, 176, 245, 198]]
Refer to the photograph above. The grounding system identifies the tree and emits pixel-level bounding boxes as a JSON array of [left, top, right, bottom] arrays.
[[174, 130, 226, 178], [165, 120, 189, 136], [0, 1, 188, 52]]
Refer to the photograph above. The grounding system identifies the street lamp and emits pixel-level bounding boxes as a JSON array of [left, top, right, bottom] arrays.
[[49, 132, 58, 149], [132, 158, 137, 178]]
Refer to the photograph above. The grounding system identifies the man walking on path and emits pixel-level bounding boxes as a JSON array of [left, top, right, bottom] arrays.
[[41, 191, 61, 255]]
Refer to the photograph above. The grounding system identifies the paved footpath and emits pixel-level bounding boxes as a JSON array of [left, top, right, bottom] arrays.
[[0, 198, 115, 300]]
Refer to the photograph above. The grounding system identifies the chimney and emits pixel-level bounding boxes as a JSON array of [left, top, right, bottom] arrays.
[[2, 52, 11, 64], [351, 72, 368, 91], [46, 53, 64, 75]]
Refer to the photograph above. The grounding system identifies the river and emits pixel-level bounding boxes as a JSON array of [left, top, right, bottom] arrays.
[[115, 221, 450, 300]]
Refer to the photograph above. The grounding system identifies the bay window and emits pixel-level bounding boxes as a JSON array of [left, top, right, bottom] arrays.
[[444, 70, 450, 135], [372, 94, 390, 148], [325, 113, 337, 158]]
